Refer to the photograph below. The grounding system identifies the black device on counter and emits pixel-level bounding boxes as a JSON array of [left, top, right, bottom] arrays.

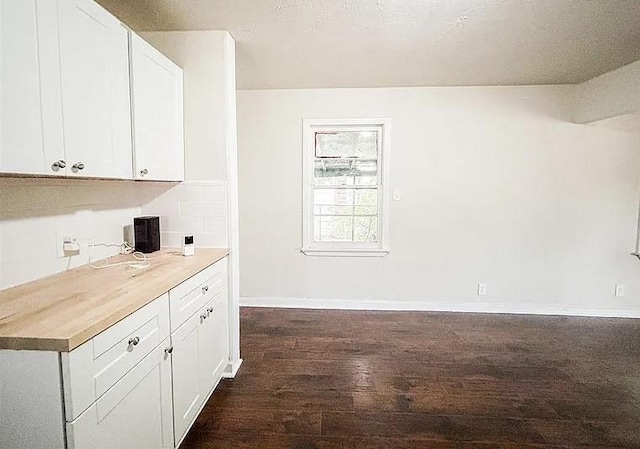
[[134, 216, 160, 253]]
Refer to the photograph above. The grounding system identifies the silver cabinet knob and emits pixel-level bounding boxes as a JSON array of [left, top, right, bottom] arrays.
[[140, 168, 149, 176], [200, 313, 208, 321], [164, 346, 174, 354], [51, 160, 66, 171], [71, 162, 85, 173], [128, 336, 140, 347], [207, 307, 214, 314], [202, 285, 209, 294]]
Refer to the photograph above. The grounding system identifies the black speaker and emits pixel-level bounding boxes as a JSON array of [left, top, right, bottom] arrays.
[[134, 216, 160, 254]]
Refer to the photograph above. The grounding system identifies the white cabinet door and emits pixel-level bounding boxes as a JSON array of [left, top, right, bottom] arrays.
[[58, 0, 132, 179], [130, 33, 184, 181], [0, 0, 65, 175], [199, 293, 229, 396], [66, 339, 174, 449], [171, 309, 205, 446]]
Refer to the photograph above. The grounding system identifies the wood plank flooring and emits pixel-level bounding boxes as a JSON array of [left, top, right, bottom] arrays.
[[181, 308, 640, 448]]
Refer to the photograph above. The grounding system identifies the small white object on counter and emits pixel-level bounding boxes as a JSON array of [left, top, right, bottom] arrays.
[[182, 234, 195, 256]]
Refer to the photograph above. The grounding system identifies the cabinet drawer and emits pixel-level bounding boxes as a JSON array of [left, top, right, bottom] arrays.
[[169, 258, 227, 332], [66, 338, 174, 449], [62, 293, 170, 421]]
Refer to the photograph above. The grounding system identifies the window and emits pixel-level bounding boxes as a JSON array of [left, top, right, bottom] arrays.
[[302, 118, 390, 257]]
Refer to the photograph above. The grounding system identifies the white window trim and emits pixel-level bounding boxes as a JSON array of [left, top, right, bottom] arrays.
[[301, 118, 391, 257]]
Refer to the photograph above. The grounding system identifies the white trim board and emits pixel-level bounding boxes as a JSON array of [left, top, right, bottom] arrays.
[[240, 297, 640, 319], [180, 180, 226, 186]]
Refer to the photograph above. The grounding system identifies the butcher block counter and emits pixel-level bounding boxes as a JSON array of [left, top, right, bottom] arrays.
[[0, 248, 229, 352]]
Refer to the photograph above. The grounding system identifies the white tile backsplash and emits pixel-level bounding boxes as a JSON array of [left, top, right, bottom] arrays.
[[180, 202, 226, 218], [160, 231, 182, 248], [203, 217, 226, 232], [0, 179, 228, 290], [192, 231, 227, 248], [143, 200, 181, 217], [142, 181, 228, 249], [201, 185, 227, 203], [160, 216, 204, 233]]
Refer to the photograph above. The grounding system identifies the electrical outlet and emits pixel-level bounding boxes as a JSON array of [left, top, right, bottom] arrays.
[[615, 284, 625, 297], [56, 232, 68, 258], [57, 233, 81, 258], [477, 283, 487, 296]]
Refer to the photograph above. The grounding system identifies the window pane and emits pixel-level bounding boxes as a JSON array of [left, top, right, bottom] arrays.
[[354, 216, 378, 243], [315, 131, 378, 158], [314, 189, 377, 214], [354, 205, 377, 215], [317, 215, 353, 242], [355, 189, 378, 209], [316, 205, 353, 216], [314, 188, 354, 206], [312, 187, 379, 243], [314, 160, 377, 186]]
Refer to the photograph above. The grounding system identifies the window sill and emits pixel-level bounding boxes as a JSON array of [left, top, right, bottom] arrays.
[[300, 248, 389, 258]]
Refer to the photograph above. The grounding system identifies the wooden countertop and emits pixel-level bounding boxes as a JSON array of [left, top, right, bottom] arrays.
[[0, 248, 229, 352]]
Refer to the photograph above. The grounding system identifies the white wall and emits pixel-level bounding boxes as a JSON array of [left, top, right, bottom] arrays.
[[0, 178, 154, 289], [238, 86, 640, 316]]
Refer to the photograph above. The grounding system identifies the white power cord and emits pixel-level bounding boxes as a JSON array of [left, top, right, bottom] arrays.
[[88, 241, 151, 270]]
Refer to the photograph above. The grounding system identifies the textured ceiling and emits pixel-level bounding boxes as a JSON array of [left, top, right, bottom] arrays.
[[96, 0, 640, 90]]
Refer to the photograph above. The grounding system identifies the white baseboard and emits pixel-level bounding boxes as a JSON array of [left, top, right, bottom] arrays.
[[240, 296, 640, 319], [222, 358, 243, 379]]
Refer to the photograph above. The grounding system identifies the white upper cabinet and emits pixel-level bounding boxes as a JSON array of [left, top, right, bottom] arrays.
[[58, 0, 132, 179], [0, 0, 184, 180], [0, 0, 65, 175], [130, 33, 184, 181]]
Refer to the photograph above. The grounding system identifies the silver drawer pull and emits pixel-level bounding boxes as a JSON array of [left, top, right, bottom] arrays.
[[164, 346, 174, 354], [200, 313, 208, 321], [51, 160, 66, 171], [202, 285, 209, 294], [207, 307, 214, 314], [128, 336, 140, 347]]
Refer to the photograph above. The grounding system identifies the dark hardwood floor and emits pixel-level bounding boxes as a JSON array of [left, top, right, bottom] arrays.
[[181, 308, 640, 448]]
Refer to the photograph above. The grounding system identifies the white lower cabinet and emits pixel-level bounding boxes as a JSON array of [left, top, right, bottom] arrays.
[[66, 339, 174, 449], [171, 308, 205, 444], [0, 257, 231, 449], [201, 292, 229, 395], [172, 291, 229, 446]]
